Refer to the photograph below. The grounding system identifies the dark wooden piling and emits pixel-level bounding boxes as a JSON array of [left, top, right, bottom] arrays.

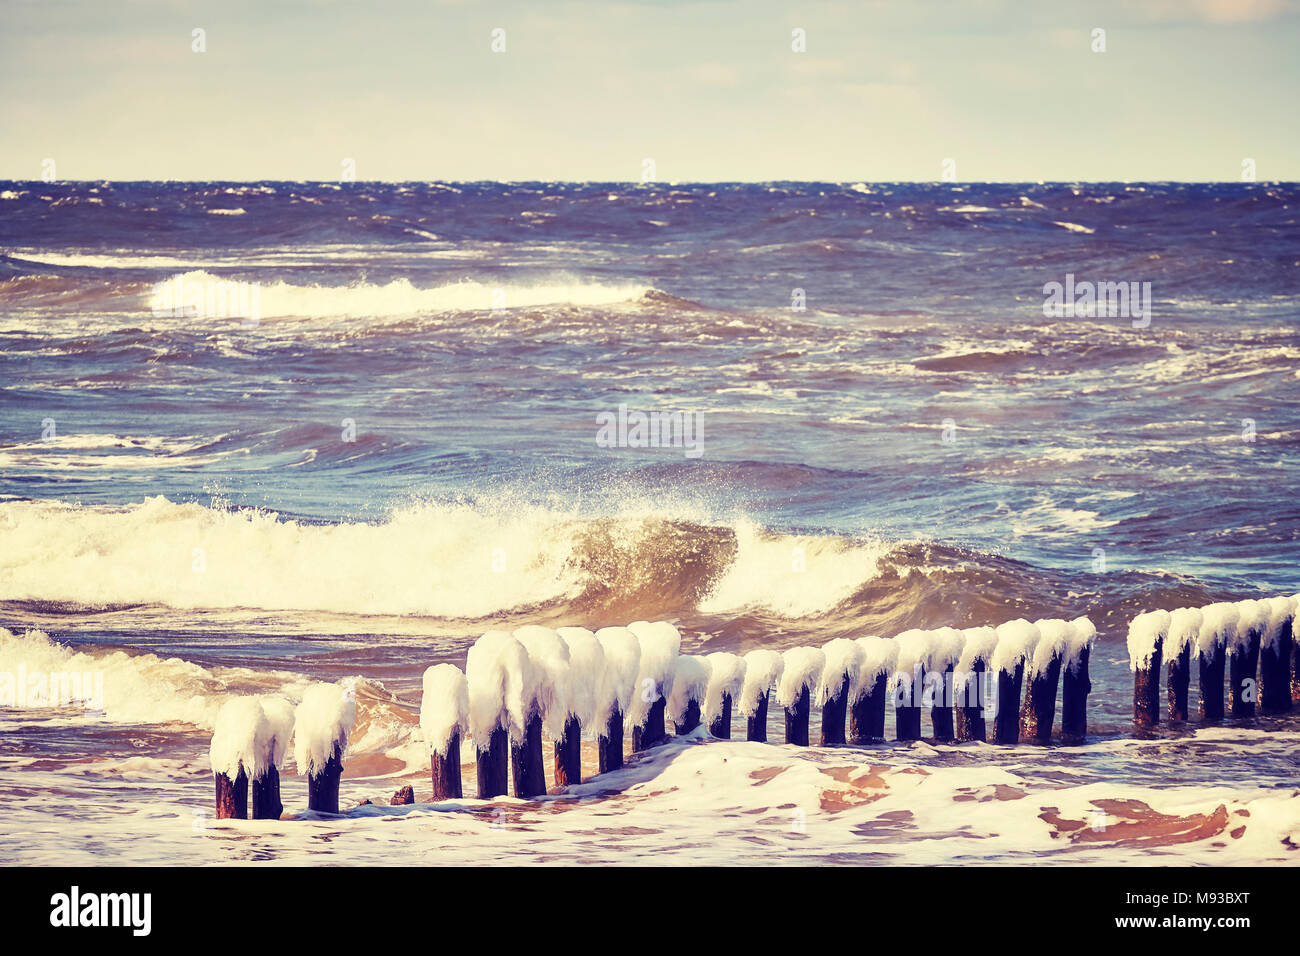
[[306, 749, 343, 814], [511, 713, 547, 798], [746, 691, 770, 742], [214, 767, 248, 820], [1198, 644, 1226, 722], [674, 699, 702, 736], [476, 726, 509, 798], [1229, 631, 1260, 718], [597, 705, 623, 773], [820, 675, 849, 746], [632, 695, 667, 752], [1020, 654, 1062, 744], [1260, 621, 1294, 715], [1167, 643, 1192, 722], [931, 664, 955, 742], [849, 672, 888, 743], [250, 767, 282, 820], [785, 686, 810, 746], [553, 715, 581, 789], [431, 730, 463, 800], [1061, 647, 1090, 745], [709, 693, 733, 738], [1133, 637, 1163, 729], [955, 662, 988, 743], [895, 666, 924, 741], [993, 664, 1024, 745]]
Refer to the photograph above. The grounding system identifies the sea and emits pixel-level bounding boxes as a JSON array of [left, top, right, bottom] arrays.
[[1, 180, 1297, 864]]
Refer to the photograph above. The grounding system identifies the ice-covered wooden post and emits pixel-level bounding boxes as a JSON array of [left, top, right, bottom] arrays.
[[594, 627, 640, 772], [1060, 617, 1097, 745], [295, 681, 357, 814], [1230, 600, 1267, 719], [991, 620, 1039, 745], [891, 630, 930, 742], [252, 697, 294, 819], [738, 649, 783, 742], [1021, 619, 1069, 744], [1165, 608, 1201, 722], [514, 626, 572, 797], [1196, 604, 1236, 722], [556, 627, 610, 787], [628, 621, 680, 752], [210, 697, 265, 820], [927, 628, 963, 742], [777, 647, 824, 746], [849, 637, 895, 744], [703, 652, 746, 738], [1260, 597, 1296, 715], [668, 654, 710, 735], [466, 630, 529, 799], [954, 627, 996, 742], [1128, 610, 1169, 729], [817, 639, 865, 746], [420, 664, 469, 800]]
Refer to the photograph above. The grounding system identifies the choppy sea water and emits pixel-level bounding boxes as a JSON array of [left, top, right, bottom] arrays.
[[1, 181, 1297, 864]]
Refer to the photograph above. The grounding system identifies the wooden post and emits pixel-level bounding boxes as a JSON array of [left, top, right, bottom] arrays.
[[708, 693, 733, 739], [895, 666, 923, 741], [784, 686, 810, 746], [674, 699, 701, 736], [746, 690, 770, 742], [820, 675, 849, 746], [931, 664, 955, 742], [850, 672, 888, 743], [597, 706, 623, 773], [476, 726, 509, 798], [512, 713, 547, 798], [1020, 653, 1062, 745], [1229, 631, 1260, 719], [993, 664, 1024, 745], [955, 663, 987, 743], [553, 715, 581, 789], [632, 695, 667, 751], [250, 766, 282, 820], [1133, 638, 1163, 729], [1167, 644, 1192, 722], [1198, 644, 1226, 722], [1260, 620, 1293, 715], [1292, 628, 1300, 706], [1060, 647, 1090, 745], [431, 730, 463, 800], [214, 768, 248, 820], [306, 748, 343, 814]]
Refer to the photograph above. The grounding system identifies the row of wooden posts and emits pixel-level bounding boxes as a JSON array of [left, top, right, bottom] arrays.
[[213, 604, 1300, 818], [433, 645, 1094, 803], [1131, 610, 1299, 727]]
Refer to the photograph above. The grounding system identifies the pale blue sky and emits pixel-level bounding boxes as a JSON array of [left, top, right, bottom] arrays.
[[2, 0, 1297, 181]]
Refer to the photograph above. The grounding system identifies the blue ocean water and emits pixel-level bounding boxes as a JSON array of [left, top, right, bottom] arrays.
[[2, 181, 1296, 640]]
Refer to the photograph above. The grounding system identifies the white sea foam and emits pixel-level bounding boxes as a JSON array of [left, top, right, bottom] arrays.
[[146, 270, 649, 319], [697, 521, 888, 617]]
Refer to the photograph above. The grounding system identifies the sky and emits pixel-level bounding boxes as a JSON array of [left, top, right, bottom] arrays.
[[1, 0, 1298, 182]]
